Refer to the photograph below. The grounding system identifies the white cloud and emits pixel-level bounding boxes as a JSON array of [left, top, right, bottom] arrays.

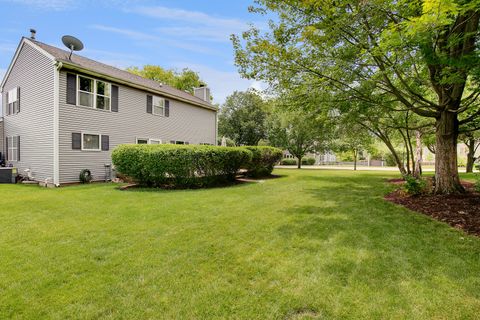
[[90, 24, 214, 54], [129, 5, 262, 43], [2, 0, 74, 10], [0, 43, 16, 53], [129, 6, 247, 30], [172, 62, 266, 104]]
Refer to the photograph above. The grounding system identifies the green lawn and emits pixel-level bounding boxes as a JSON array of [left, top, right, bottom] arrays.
[[1, 169, 479, 319]]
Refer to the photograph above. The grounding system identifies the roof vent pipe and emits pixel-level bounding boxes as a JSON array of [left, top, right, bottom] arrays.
[[30, 29, 36, 40]]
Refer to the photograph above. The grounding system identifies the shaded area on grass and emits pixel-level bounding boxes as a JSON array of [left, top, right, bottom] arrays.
[[0, 170, 479, 319]]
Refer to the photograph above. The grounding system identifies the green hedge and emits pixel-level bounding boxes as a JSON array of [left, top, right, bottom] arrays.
[[112, 144, 252, 187], [241, 146, 283, 177], [280, 158, 297, 165], [301, 157, 316, 165]]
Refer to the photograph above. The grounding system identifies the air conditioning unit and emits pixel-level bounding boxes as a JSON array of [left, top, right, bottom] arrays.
[[0, 167, 18, 183]]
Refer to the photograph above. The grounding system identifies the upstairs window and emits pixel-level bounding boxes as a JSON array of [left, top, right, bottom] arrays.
[[78, 75, 111, 111], [153, 96, 165, 116], [7, 87, 19, 115]]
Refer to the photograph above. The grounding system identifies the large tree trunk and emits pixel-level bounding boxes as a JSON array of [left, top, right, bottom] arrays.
[[434, 111, 464, 194], [465, 138, 477, 173]]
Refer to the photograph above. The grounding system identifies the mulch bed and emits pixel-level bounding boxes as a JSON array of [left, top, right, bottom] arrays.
[[385, 180, 480, 236]]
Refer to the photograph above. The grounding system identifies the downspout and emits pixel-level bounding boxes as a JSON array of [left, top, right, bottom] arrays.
[[53, 61, 62, 186], [215, 111, 218, 146]]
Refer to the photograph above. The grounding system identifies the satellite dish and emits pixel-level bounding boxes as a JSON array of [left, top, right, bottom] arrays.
[[61, 35, 84, 59]]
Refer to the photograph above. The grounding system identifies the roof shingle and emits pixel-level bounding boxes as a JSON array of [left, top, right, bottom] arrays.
[[29, 38, 214, 110]]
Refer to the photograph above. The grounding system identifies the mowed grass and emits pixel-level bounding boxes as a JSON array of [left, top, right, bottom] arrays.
[[0, 169, 479, 319]]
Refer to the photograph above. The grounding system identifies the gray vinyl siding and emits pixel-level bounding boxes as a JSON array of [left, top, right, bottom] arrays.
[[2, 43, 54, 181], [58, 71, 217, 183], [0, 120, 4, 158]]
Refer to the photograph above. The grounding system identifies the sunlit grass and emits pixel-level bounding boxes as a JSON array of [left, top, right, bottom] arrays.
[[0, 169, 479, 319]]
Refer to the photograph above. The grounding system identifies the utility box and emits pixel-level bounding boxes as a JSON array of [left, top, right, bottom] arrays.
[[0, 167, 18, 183]]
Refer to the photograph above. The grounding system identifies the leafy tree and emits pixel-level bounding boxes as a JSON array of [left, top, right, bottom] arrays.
[[267, 100, 332, 168], [333, 122, 373, 171], [218, 90, 268, 146], [233, 0, 480, 194], [461, 132, 480, 173], [127, 65, 206, 95]]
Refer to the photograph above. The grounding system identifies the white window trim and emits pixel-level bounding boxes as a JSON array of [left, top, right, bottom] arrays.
[[77, 75, 111, 111], [7, 136, 19, 161], [152, 96, 165, 116], [149, 138, 162, 144], [7, 87, 18, 115], [81, 132, 102, 151]]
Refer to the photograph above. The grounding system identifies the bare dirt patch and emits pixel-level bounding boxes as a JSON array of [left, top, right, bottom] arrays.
[[385, 181, 480, 236]]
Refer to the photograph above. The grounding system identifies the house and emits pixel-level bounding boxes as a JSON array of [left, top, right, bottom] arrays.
[[1, 36, 217, 185]]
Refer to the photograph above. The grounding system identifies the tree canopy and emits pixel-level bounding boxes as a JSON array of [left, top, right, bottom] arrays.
[[218, 90, 268, 146], [232, 0, 480, 194], [127, 65, 207, 95]]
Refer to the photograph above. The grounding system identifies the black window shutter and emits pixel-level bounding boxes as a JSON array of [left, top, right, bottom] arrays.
[[5, 137, 8, 160], [72, 133, 81, 150], [165, 99, 170, 117], [5, 91, 9, 116], [101, 135, 109, 151], [16, 87, 20, 113], [66, 73, 77, 105], [146, 95, 152, 113], [17, 136, 20, 161], [111, 85, 119, 112]]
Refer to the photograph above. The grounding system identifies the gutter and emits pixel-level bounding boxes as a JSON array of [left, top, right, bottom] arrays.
[[58, 61, 218, 112]]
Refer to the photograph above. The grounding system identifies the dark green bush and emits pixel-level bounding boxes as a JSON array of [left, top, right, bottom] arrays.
[[301, 157, 316, 165], [280, 158, 297, 165], [112, 144, 252, 188], [241, 146, 283, 177], [475, 174, 480, 192], [404, 175, 427, 195]]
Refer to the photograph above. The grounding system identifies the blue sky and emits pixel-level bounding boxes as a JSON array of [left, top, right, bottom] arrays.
[[0, 0, 268, 104]]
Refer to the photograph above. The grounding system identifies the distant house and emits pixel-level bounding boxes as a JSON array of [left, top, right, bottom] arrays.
[[1, 36, 217, 185]]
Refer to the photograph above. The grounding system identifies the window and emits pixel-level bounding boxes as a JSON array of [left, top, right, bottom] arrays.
[[7, 87, 18, 115], [78, 75, 111, 111], [136, 138, 149, 144], [136, 138, 162, 144], [153, 96, 165, 116], [82, 133, 100, 151], [170, 140, 188, 145], [7, 136, 19, 161], [149, 139, 161, 144]]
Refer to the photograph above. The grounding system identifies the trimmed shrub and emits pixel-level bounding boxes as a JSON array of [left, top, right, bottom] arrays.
[[281, 158, 297, 165], [112, 144, 252, 188], [404, 175, 427, 195], [301, 157, 316, 165], [241, 146, 283, 177]]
